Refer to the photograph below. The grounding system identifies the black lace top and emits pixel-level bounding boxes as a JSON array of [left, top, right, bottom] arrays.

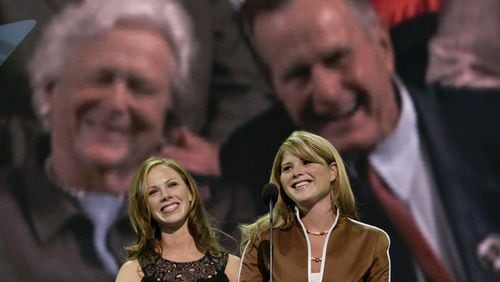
[[139, 252, 229, 282]]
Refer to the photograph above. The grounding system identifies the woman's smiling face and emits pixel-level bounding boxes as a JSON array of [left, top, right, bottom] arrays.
[[280, 152, 337, 211], [146, 164, 192, 231]]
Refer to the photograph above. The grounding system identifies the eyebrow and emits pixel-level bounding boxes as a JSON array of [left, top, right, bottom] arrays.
[[283, 47, 350, 80], [322, 47, 351, 65], [148, 177, 177, 189]]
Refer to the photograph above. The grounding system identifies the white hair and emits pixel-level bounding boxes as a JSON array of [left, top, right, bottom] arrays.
[[29, 0, 194, 131]]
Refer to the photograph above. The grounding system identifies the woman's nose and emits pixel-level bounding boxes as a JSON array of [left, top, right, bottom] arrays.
[[292, 165, 305, 177], [160, 191, 171, 202]]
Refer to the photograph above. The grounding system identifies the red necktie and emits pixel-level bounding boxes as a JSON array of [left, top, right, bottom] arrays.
[[367, 165, 457, 282]]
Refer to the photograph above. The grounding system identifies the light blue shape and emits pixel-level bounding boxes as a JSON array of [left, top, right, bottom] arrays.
[[0, 19, 36, 66]]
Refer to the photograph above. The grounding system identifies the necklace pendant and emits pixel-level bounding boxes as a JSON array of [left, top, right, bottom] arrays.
[[312, 257, 322, 263]]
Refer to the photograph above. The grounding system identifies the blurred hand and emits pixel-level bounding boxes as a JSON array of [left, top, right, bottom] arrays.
[[159, 127, 221, 177], [478, 233, 500, 272]]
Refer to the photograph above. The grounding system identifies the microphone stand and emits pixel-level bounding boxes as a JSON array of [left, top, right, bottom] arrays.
[[268, 197, 274, 282], [262, 183, 278, 282]]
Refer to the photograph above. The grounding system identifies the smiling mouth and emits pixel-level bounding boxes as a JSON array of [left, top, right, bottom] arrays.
[[82, 116, 130, 134], [307, 93, 363, 123], [337, 95, 362, 120], [161, 203, 179, 213], [292, 180, 311, 189]]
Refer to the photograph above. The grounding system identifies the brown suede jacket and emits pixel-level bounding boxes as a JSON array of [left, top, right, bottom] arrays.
[[239, 212, 390, 282]]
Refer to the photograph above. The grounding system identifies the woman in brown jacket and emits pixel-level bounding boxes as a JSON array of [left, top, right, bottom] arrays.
[[239, 131, 390, 281]]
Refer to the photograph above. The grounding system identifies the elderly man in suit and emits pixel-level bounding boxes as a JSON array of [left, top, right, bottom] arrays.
[[220, 0, 500, 280]]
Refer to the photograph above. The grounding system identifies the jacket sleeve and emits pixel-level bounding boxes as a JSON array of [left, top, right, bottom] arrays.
[[239, 239, 265, 282], [367, 230, 391, 281]]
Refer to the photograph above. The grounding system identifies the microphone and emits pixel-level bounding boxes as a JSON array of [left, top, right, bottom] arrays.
[[261, 183, 278, 282], [261, 183, 278, 207]]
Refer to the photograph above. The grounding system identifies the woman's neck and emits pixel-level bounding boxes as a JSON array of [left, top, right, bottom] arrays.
[[299, 201, 336, 231], [160, 224, 204, 262]]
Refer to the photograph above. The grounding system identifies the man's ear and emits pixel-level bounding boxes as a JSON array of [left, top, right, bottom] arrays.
[[373, 21, 396, 74], [45, 78, 57, 92], [44, 80, 56, 102], [40, 80, 57, 124]]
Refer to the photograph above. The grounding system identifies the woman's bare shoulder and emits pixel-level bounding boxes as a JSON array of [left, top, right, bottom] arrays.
[[115, 259, 143, 282]]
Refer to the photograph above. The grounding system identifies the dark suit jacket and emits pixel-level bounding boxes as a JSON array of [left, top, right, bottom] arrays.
[[220, 85, 500, 281], [0, 164, 131, 281], [432, 86, 500, 176]]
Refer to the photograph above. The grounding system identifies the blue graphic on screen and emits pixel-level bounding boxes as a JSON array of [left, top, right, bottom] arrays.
[[0, 19, 36, 66]]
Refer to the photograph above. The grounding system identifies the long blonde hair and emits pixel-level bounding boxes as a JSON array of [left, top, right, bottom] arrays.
[[125, 157, 223, 260], [240, 131, 357, 250]]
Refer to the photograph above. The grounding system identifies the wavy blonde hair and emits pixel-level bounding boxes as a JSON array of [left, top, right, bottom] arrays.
[[240, 131, 357, 251], [125, 157, 222, 260]]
